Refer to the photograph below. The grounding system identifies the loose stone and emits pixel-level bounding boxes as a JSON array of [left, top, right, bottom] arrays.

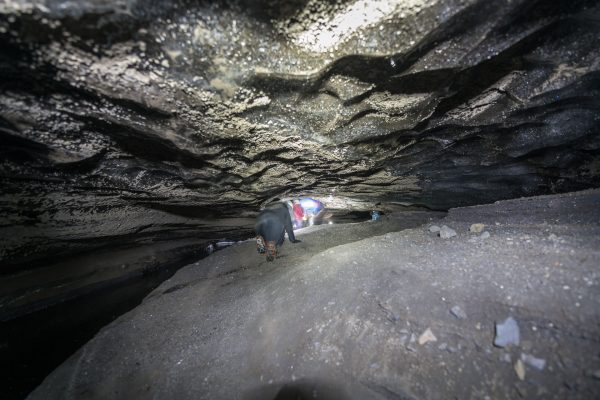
[[494, 316, 520, 347], [521, 353, 546, 371], [450, 305, 467, 319], [418, 327, 437, 345], [439, 225, 457, 239], [515, 359, 526, 380], [470, 223, 485, 233]]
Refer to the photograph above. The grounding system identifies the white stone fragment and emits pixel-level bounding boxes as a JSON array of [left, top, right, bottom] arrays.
[[418, 328, 437, 345], [515, 359, 526, 380], [439, 225, 457, 239]]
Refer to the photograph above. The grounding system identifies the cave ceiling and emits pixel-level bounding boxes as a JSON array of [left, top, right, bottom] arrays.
[[1, 0, 600, 269]]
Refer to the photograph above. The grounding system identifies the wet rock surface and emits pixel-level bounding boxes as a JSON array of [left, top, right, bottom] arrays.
[[28, 190, 600, 400], [1, 0, 600, 314]]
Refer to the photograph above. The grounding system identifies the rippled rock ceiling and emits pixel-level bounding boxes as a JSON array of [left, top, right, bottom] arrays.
[[1, 0, 600, 312]]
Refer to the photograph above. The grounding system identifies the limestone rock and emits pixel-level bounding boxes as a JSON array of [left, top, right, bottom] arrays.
[[494, 316, 520, 347], [439, 225, 457, 239], [515, 359, 526, 380], [418, 328, 438, 345], [450, 305, 467, 320], [469, 223, 485, 233], [521, 353, 546, 371]]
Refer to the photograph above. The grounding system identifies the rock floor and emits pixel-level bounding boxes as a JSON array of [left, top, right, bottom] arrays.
[[29, 190, 600, 400]]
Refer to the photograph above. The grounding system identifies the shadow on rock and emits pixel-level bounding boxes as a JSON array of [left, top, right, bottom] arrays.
[[244, 378, 351, 400]]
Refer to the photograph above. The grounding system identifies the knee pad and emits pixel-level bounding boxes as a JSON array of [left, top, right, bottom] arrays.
[[256, 236, 266, 254]]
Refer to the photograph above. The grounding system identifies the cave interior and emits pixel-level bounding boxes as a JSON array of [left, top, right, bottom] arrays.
[[1, 0, 600, 399]]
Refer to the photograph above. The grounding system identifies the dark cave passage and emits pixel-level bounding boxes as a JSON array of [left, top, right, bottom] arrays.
[[1, 0, 600, 399], [2, 267, 176, 400], [1, 236, 225, 400], [2, 208, 375, 399]]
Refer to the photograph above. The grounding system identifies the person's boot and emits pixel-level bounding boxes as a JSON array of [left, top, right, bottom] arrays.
[[266, 241, 277, 261]]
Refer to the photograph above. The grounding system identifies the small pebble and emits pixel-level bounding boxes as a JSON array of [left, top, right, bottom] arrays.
[[515, 359, 526, 380], [494, 316, 520, 347], [480, 231, 490, 239], [429, 225, 440, 233], [418, 328, 437, 345], [450, 305, 467, 320], [469, 223, 485, 233], [439, 225, 457, 239], [521, 353, 546, 371]]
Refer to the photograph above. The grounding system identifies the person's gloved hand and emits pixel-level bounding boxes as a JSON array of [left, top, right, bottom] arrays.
[[292, 239, 302, 243]]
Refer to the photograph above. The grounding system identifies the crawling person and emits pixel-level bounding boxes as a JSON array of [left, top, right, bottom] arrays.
[[255, 202, 301, 261]]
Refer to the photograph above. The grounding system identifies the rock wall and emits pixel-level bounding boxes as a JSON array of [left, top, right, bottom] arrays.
[[1, 0, 600, 316]]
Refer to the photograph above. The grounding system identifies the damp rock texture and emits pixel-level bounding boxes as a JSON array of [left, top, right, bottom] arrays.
[[27, 190, 600, 400], [1, 1, 600, 314]]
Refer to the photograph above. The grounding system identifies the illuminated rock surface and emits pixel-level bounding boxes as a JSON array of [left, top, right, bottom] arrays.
[[1, 0, 600, 397], [2, 0, 600, 311], [28, 190, 600, 399]]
